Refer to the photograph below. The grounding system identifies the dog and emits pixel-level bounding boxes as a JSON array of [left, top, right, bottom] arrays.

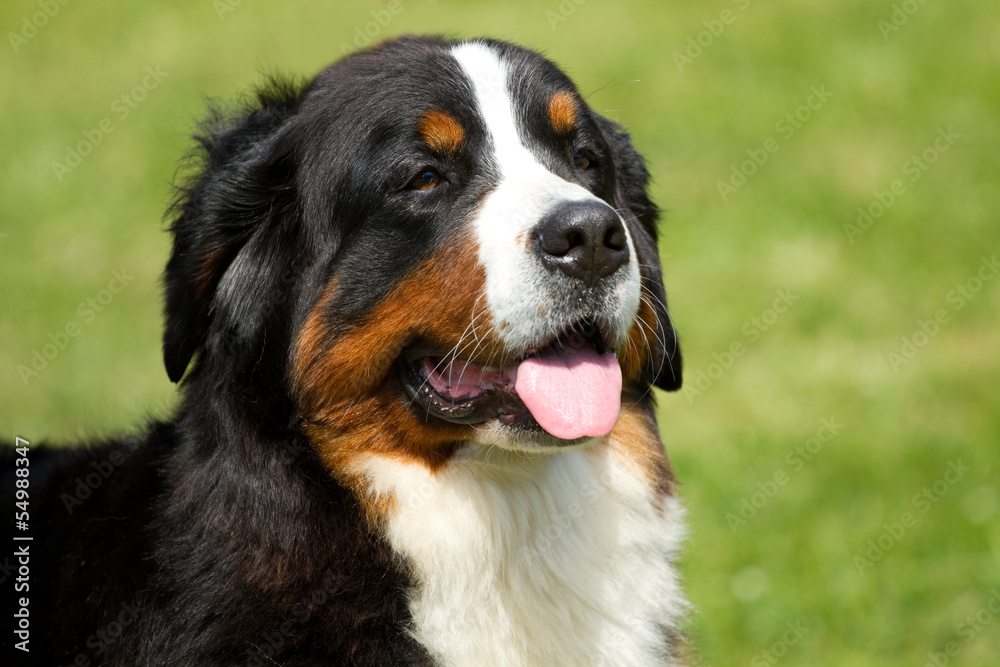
[[3, 35, 686, 666]]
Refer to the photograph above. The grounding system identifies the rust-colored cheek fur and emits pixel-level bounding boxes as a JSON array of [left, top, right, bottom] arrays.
[[608, 401, 676, 500], [293, 238, 505, 505], [293, 233, 669, 519], [619, 289, 662, 386]]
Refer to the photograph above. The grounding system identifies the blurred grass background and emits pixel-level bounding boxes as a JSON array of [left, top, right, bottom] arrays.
[[2, 0, 998, 664]]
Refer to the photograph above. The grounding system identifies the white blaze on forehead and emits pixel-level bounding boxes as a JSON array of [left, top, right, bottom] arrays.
[[449, 42, 588, 198], [449, 41, 640, 352]]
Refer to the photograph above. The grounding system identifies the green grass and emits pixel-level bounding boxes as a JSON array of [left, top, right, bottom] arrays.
[[2, 0, 998, 664]]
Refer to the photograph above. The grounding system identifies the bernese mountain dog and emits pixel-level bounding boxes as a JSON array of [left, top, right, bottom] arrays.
[[3, 35, 686, 666]]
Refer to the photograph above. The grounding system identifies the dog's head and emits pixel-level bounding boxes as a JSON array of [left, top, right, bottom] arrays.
[[164, 36, 681, 474]]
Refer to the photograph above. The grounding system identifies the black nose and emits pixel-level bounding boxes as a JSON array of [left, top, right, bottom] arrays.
[[533, 201, 629, 287]]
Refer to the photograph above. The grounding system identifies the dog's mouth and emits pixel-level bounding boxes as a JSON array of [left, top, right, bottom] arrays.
[[398, 319, 622, 441]]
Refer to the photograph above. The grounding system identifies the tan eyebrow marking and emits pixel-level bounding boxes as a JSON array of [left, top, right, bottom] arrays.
[[418, 109, 465, 155], [548, 90, 578, 135]]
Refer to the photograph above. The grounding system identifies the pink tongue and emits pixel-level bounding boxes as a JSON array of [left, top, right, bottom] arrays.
[[512, 345, 622, 440]]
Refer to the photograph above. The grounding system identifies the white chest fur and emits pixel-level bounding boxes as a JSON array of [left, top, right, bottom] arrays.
[[359, 442, 687, 667]]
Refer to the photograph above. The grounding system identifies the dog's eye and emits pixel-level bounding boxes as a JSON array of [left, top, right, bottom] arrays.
[[573, 150, 594, 171], [410, 168, 442, 191]]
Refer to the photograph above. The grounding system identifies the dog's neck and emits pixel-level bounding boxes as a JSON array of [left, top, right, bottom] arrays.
[[357, 439, 688, 667], [173, 379, 687, 665]]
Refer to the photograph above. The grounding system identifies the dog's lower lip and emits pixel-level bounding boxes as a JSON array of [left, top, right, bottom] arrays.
[[398, 318, 611, 430], [398, 355, 530, 426]]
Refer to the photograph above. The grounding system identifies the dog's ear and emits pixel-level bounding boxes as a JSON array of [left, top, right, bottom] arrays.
[[596, 114, 683, 391], [163, 80, 303, 383]]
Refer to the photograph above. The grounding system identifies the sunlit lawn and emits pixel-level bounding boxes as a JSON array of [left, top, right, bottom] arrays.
[[2, 1, 998, 664]]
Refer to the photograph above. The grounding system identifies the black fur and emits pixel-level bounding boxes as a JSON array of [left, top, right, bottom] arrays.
[[3, 35, 680, 666]]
